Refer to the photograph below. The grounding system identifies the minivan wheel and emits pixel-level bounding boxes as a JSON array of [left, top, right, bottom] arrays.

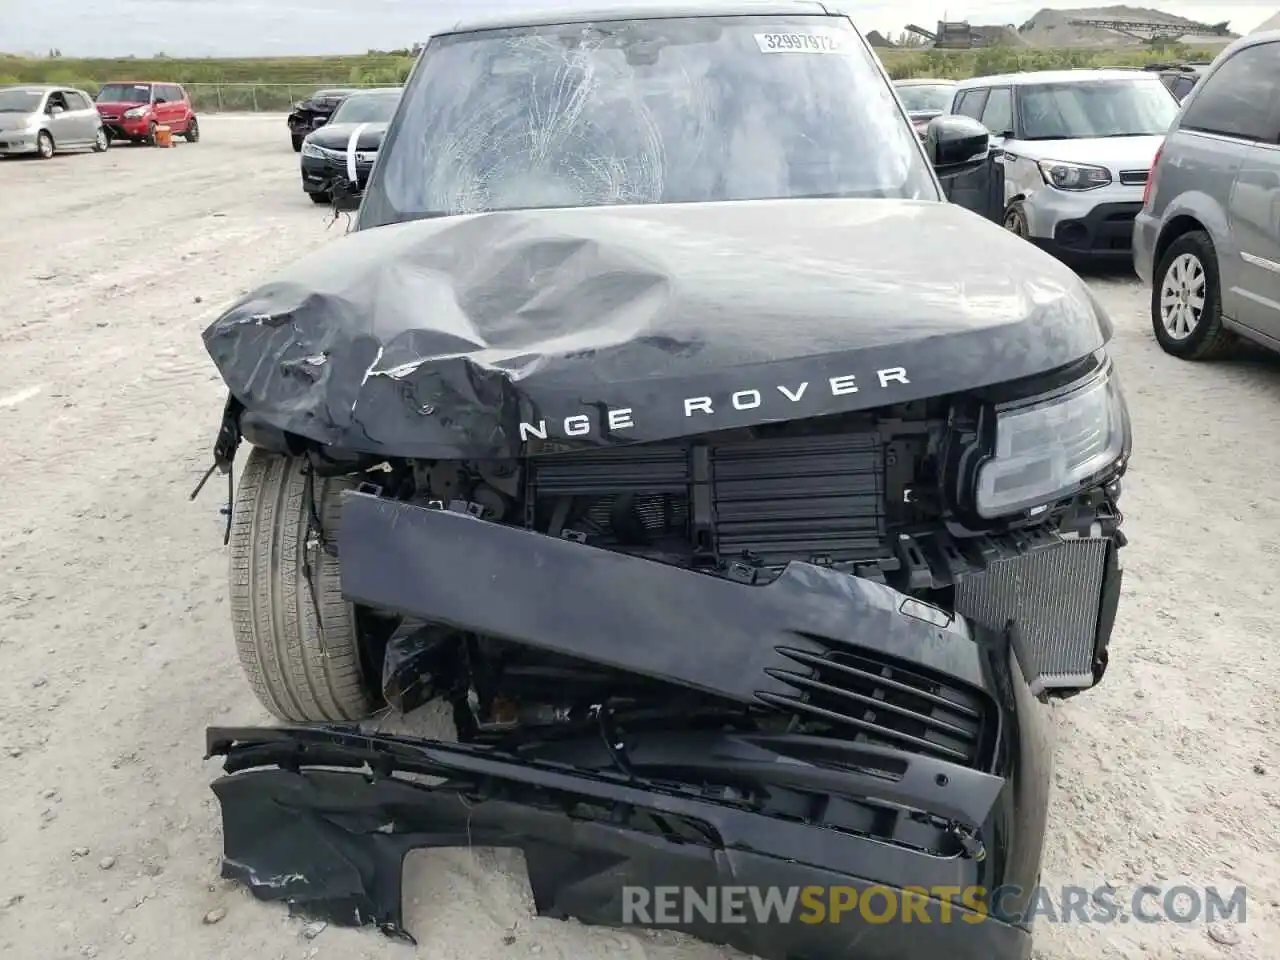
[[36, 131, 54, 159], [1151, 231, 1235, 361], [144, 122, 158, 146]]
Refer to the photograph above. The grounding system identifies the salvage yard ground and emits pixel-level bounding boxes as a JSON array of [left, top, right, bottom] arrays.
[[0, 115, 1277, 960]]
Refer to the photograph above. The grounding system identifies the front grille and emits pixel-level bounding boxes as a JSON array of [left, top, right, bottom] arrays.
[[761, 647, 989, 766], [955, 537, 1110, 692], [527, 431, 887, 567], [1119, 169, 1149, 186]]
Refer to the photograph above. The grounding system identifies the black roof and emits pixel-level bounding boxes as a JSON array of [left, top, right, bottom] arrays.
[[431, 1, 840, 37]]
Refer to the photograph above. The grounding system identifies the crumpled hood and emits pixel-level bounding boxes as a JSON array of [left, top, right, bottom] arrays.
[[203, 198, 1112, 459]]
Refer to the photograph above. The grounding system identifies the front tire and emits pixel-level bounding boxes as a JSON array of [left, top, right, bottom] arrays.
[[184, 116, 200, 143], [92, 128, 109, 153], [291, 133, 304, 152], [228, 447, 376, 722], [1003, 201, 1030, 239], [144, 122, 158, 146], [1151, 231, 1235, 361], [36, 130, 54, 159]]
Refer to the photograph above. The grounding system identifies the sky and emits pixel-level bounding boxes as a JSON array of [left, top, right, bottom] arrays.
[[1, 0, 1277, 57]]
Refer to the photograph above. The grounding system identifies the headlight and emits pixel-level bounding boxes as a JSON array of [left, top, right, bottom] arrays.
[[123, 106, 150, 119], [1037, 160, 1112, 191], [300, 141, 325, 158], [974, 366, 1128, 519]]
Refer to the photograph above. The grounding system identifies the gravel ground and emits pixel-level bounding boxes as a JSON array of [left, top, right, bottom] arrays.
[[0, 115, 1277, 960]]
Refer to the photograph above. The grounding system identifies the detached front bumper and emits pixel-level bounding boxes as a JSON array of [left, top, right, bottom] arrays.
[[209, 720, 1039, 960], [203, 492, 1127, 959]]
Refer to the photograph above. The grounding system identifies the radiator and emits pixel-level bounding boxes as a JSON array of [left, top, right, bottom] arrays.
[[954, 537, 1110, 694]]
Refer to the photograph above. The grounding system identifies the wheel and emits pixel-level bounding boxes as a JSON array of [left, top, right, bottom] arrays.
[[36, 130, 54, 159], [184, 116, 200, 143], [1003, 201, 1030, 238], [309, 191, 331, 204], [292, 134, 304, 152], [1151, 231, 1235, 361], [228, 447, 376, 722], [144, 122, 157, 146], [92, 128, 109, 153]]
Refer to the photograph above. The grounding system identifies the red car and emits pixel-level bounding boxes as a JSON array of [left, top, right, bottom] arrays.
[[95, 81, 200, 144]]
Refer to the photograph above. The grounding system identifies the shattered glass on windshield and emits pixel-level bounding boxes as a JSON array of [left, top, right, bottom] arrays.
[[365, 16, 936, 224]]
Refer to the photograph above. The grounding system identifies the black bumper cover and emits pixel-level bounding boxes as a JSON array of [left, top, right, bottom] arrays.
[[208, 723, 1038, 960], [300, 154, 372, 193], [1041, 201, 1144, 259], [200, 492, 1107, 960]]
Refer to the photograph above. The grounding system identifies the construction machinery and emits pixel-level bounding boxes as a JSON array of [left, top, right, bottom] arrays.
[[904, 20, 993, 49], [1067, 17, 1232, 44]]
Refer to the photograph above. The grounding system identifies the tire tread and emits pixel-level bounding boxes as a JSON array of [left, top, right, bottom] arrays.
[[228, 447, 372, 722]]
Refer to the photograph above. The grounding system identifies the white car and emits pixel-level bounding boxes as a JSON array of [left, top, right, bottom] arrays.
[[947, 69, 1179, 262]]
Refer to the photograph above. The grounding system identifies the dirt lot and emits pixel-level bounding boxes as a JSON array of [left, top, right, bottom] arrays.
[[0, 115, 1277, 960]]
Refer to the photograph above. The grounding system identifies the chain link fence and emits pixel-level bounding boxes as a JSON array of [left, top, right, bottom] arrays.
[[183, 82, 391, 112]]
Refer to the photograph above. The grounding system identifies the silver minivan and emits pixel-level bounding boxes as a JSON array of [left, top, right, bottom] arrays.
[[0, 85, 109, 159], [1133, 32, 1280, 360]]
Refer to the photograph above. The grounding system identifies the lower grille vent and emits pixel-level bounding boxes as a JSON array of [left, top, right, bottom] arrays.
[[761, 648, 988, 766]]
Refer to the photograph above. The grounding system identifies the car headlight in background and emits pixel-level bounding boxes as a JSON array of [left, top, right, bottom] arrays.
[[1038, 160, 1112, 191], [975, 366, 1128, 519], [123, 106, 151, 119]]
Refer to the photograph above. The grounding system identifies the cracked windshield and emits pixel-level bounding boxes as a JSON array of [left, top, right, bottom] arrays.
[[366, 15, 938, 224]]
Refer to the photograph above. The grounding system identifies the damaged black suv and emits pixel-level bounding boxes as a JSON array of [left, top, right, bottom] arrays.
[[198, 5, 1131, 960]]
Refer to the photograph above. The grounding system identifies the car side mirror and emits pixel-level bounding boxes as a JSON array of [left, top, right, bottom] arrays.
[[49, 105, 64, 115], [925, 115, 991, 180]]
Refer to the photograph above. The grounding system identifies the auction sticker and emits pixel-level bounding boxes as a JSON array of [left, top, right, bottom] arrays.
[[754, 31, 847, 53]]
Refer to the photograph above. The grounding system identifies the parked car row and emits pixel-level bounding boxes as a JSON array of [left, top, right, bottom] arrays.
[[896, 34, 1280, 365], [0, 81, 199, 158]]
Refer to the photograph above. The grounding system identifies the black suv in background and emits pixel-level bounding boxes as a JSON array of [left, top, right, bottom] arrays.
[[199, 6, 1132, 960], [1145, 61, 1211, 101], [286, 87, 359, 151]]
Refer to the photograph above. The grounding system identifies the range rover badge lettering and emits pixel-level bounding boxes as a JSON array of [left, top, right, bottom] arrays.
[[516, 367, 910, 442]]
